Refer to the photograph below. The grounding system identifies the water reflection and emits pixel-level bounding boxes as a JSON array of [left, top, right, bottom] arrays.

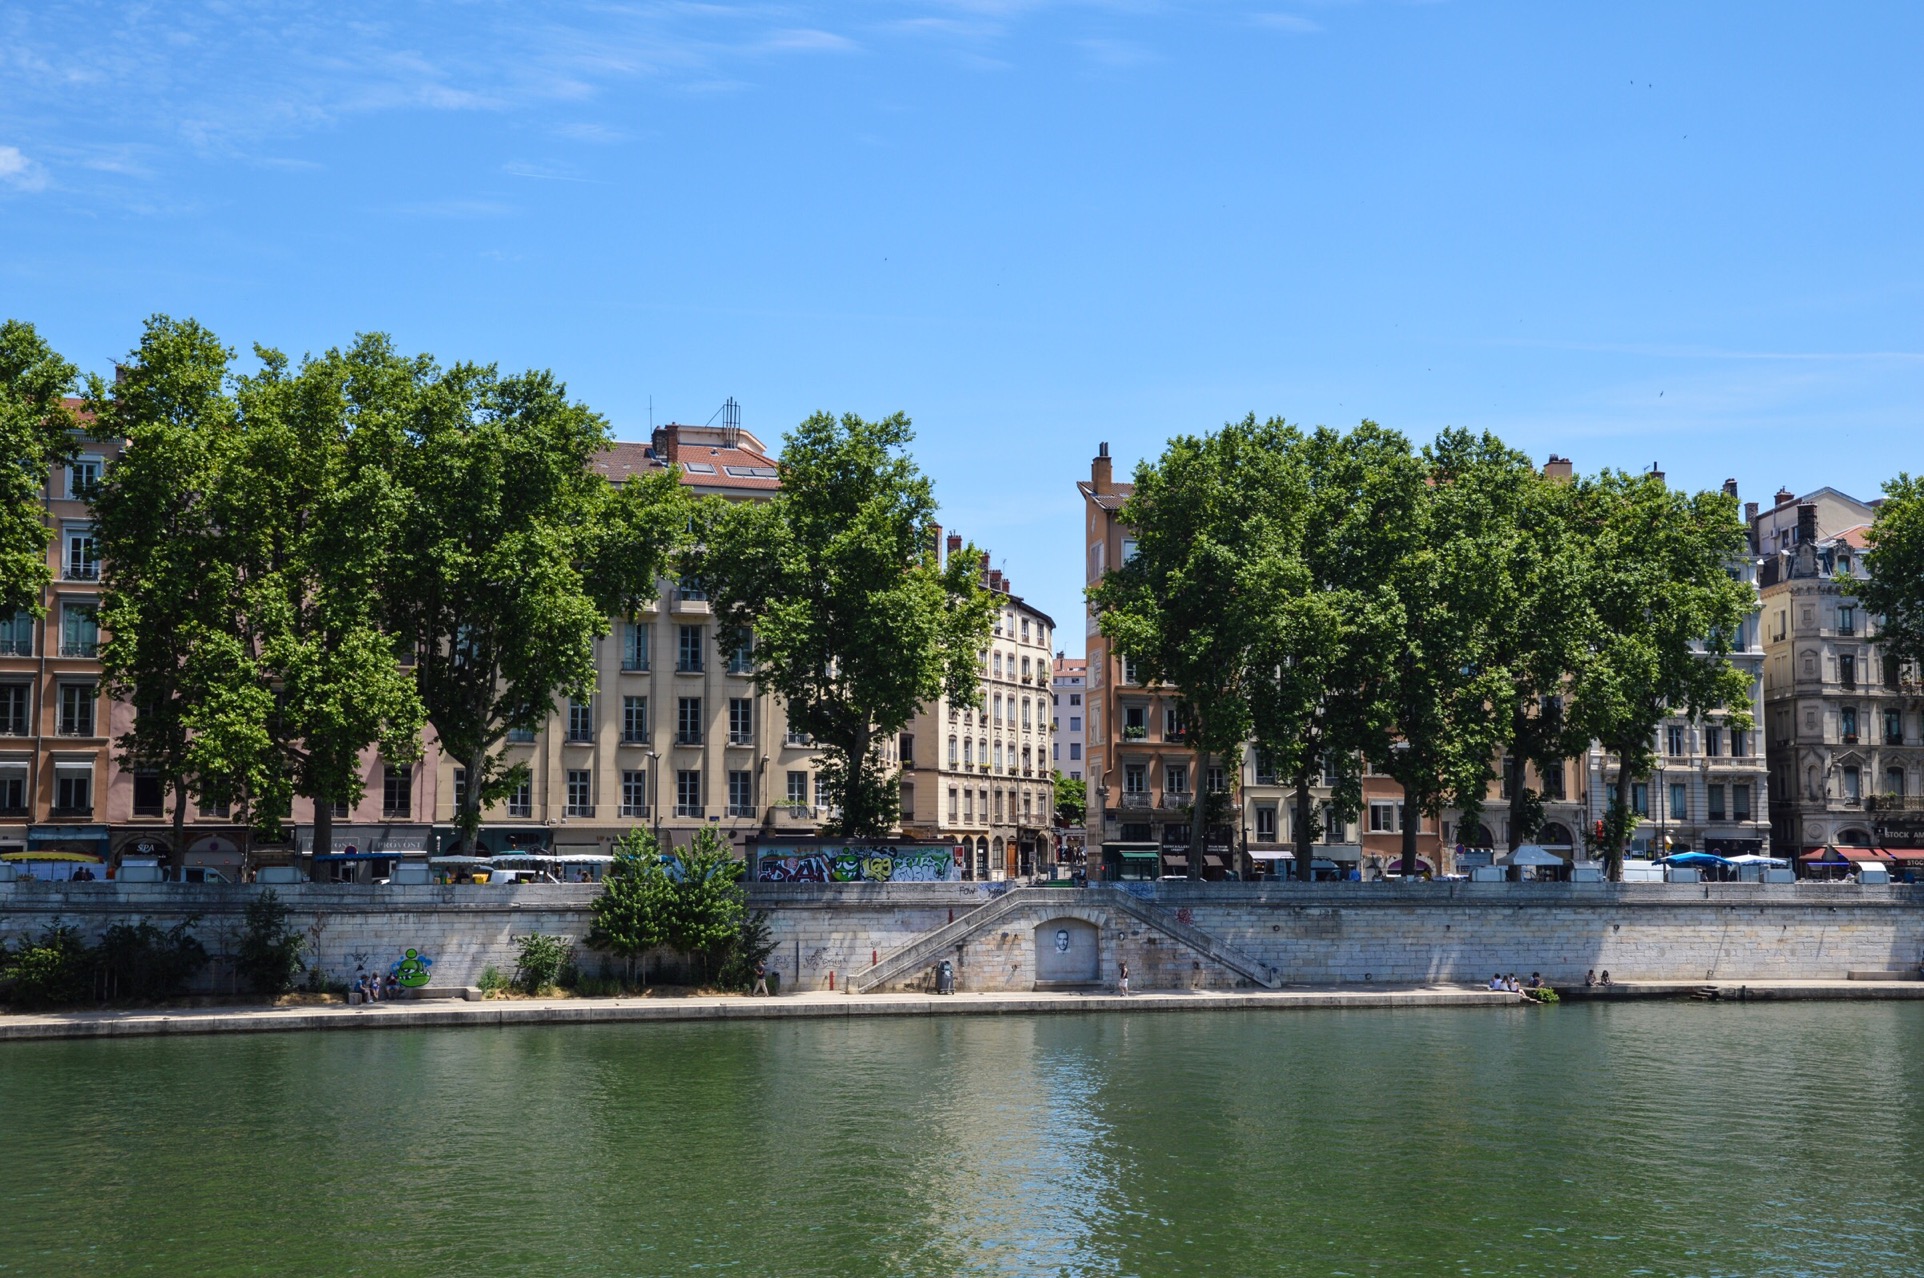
[[3, 1004, 1923, 1276]]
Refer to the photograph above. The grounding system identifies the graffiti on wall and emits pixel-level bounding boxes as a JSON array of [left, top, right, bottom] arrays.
[[757, 845, 963, 883]]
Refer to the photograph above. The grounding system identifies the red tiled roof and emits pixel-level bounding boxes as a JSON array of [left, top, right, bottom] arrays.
[[590, 429, 783, 494]]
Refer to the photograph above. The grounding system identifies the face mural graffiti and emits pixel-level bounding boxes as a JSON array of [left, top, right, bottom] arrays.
[[1054, 929, 1071, 953], [390, 948, 433, 988], [756, 845, 963, 883]]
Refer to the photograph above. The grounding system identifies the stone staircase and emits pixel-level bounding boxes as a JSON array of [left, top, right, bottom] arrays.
[[848, 885, 1282, 994]]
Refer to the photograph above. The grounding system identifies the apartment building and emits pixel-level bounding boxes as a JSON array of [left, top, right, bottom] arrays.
[[426, 419, 824, 859], [1050, 656, 1086, 781], [1755, 489, 1923, 860], [901, 535, 1056, 879]]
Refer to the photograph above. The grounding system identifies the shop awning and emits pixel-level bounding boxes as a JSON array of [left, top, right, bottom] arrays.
[[1248, 848, 1294, 860], [1801, 846, 1891, 863], [1323, 844, 1363, 863], [3, 849, 103, 863], [1883, 848, 1924, 862]]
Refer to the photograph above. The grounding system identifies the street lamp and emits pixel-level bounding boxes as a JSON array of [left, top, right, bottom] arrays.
[[646, 749, 661, 845], [1656, 761, 1668, 857]]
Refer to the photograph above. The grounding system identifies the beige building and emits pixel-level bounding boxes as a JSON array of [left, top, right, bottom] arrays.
[[427, 420, 824, 860], [1756, 488, 1923, 865], [901, 533, 1055, 879]]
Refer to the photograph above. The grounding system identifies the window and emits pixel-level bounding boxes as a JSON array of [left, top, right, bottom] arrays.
[[60, 604, 98, 657], [1632, 782, 1649, 817], [1165, 763, 1189, 796], [1069, 693, 1081, 707], [1841, 706, 1858, 742], [1666, 725, 1686, 756], [1121, 537, 1139, 562], [1120, 655, 1139, 684], [1708, 784, 1726, 822], [724, 769, 753, 816], [453, 768, 468, 813], [901, 780, 915, 819], [898, 732, 914, 766], [132, 771, 164, 816], [993, 693, 1003, 725], [58, 683, 95, 736], [1668, 783, 1686, 820], [786, 770, 810, 812], [1256, 807, 1277, 842], [1732, 784, 1752, 821], [621, 770, 649, 817], [1123, 704, 1148, 739], [1053, 742, 1060, 761], [729, 697, 754, 744], [677, 697, 702, 745], [1323, 805, 1348, 844], [948, 735, 959, 766], [1021, 619, 1030, 644], [1542, 760, 1566, 801], [992, 741, 1003, 772], [507, 779, 532, 818], [1164, 706, 1184, 740], [1208, 765, 1226, 793], [1022, 699, 1032, 729], [676, 769, 703, 817], [1841, 654, 1857, 690], [64, 528, 98, 580], [0, 683, 26, 735], [567, 698, 594, 742], [1369, 802, 1400, 833], [382, 765, 413, 817], [1886, 709, 1905, 746], [963, 739, 974, 767], [964, 789, 975, 821], [1069, 742, 1081, 760], [1021, 656, 1032, 682], [622, 622, 651, 671], [68, 457, 102, 499], [622, 696, 650, 743], [1704, 727, 1722, 757], [1022, 791, 1033, 821], [0, 610, 31, 656], [993, 653, 1003, 679], [1839, 605, 1856, 636], [1841, 766, 1862, 803], [1323, 756, 1343, 786], [1731, 728, 1749, 758], [566, 769, 593, 816], [948, 787, 959, 821], [1124, 762, 1148, 796], [678, 625, 704, 672], [0, 766, 25, 814], [728, 637, 753, 674], [1885, 768, 1906, 799], [677, 574, 706, 602], [55, 767, 91, 815], [993, 790, 1003, 822], [1068, 715, 1081, 732], [197, 794, 230, 819]]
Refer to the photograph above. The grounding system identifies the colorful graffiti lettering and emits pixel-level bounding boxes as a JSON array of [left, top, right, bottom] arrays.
[[756, 845, 963, 883], [390, 948, 433, 988]]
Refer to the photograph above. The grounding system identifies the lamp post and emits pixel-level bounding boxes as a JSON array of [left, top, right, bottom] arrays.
[[1657, 761, 1668, 858], [647, 749, 661, 846]]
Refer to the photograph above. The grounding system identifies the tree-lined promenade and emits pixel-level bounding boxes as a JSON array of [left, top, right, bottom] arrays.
[[1091, 417, 1924, 880], [0, 316, 994, 858]]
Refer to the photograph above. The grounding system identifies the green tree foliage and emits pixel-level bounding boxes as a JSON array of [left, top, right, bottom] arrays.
[[1092, 416, 1314, 876], [716, 911, 778, 993], [93, 920, 208, 1002], [586, 828, 678, 985], [698, 411, 994, 838], [361, 341, 689, 848], [89, 316, 241, 861], [1856, 474, 1924, 673], [0, 319, 79, 617], [1249, 423, 1417, 880], [663, 827, 750, 983], [1052, 770, 1086, 826], [235, 890, 307, 995], [1567, 470, 1755, 878], [0, 925, 96, 1009], [512, 933, 575, 994], [181, 342, 427, 847]]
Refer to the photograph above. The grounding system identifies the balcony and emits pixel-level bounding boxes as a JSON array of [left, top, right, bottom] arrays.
[[1119, 791, 1151, 809], [59, 641, 99, 658], [619, 804, 650, 818], [50, 804, 93, 819], [676, 731, 702, 746], [57, 721, 96, 737], [0, 805, 28, 819], [1122, 725, 1148, 741], [0, 639, 31, 656], [1843, 734, 1859, 744], [566, 804, 596, 818], [726, 804, 758, 818], [1868, 795, 1924, 812]]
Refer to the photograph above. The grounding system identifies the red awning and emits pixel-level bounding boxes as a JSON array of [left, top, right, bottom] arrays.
[[1883, 848, 1924, 862], [1805, 846, 1894, 863]]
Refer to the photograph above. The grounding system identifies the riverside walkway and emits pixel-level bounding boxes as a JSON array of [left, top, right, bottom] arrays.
[[5, 979, 1923, 1042]]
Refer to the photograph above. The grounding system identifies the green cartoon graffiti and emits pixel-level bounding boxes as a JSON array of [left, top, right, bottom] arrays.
[[391, 948, 434, 988]]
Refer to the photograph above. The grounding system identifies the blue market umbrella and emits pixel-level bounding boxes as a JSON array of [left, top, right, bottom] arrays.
[[1658, 851, 1731, 868]]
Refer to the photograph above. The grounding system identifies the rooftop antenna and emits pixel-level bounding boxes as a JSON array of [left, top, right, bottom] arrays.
[[648, 396, 653, 431]]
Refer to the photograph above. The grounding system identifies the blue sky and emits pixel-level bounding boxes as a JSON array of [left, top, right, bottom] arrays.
[[5, 2, 1922, 645]]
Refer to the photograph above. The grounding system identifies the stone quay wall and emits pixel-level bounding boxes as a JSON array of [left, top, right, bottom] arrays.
[[3, 880, 1922, 995]]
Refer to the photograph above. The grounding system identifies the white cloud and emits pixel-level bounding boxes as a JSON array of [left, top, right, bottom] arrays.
[[757, 28, 859, 53], [0, 146, 49, 192], [1253, 13, 1322, 33]]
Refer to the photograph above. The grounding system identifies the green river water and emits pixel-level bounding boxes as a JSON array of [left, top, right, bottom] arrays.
[[2, 1002, 1921, 1276]]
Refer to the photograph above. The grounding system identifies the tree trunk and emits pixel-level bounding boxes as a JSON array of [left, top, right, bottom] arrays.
[[1609, 762, 1635, 882], [1188, 745, 1209, 881], [461, 745, 488, 853], [1293, 773, 1316, 883], [1400, 789, 1419, 878], [313, 800, 334, 869], [170, 776, 187, 872]]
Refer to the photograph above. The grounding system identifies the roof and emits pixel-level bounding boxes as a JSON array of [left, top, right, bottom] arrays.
[[1054, 657, 1088, 676], [1076, 479, 1133, 511], [591, 424, 783, 495]]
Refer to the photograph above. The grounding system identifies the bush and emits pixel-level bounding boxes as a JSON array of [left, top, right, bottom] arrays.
[[717, 911, 778, 993], [513, 934, 573, 995], [2, 925, 97, 1009], [95, 920, 207, 1002], [477, 965, 508, 996], [235, 891, 306, 995], [1525, 986, 1561, 1005]]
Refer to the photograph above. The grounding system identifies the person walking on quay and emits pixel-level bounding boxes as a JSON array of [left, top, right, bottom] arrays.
[[753, 961, 769, 997], [1118, 960, 1130, 996]]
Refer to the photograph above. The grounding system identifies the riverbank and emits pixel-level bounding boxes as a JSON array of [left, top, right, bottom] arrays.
[[6, 979, 1923, 1041]]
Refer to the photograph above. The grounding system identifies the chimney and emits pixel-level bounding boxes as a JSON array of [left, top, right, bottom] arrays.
[[989, 570, 1004, 593], [1774, 487, 1795, 509], [946, 530, 963, 558], [1744, 500, 1758, 522], [1722, 478, 1739, 499], [1797, 503, 1818, 545], [1541, 454, 1573, 481], [1092, 442, 1113, 494], [653, 424, 681, 467], [1648, 461, 1665, 487], [979, 551, 991, 588], [930, 522, 943, 564]]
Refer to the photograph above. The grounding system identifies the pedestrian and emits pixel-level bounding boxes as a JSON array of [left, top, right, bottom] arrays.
[[752, 961, 769, 997], [1600, 969, 1613, 987], [1488, 972, 1504, 991], [383, 972, 398, 1000], [1118, 960, 1131, 996], [1528, 972, 1542, 989], [353, 972, 367, 1005], [1584, 969, 1597, 988]]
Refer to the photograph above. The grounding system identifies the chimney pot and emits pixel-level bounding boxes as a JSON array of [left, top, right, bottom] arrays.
[[1744, 501, 1759, 521], [1775, 487, 1796, 508], [1541, 455, 1574, 481], [1092, 444, 1114, 494], [1722, 478, 1739, 499], [1797, 503, 1818, 544]]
